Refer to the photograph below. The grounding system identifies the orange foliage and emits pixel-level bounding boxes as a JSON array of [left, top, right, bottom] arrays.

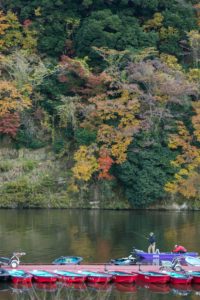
[[98, 148, 114, 179], [0, 81, 31, 116]]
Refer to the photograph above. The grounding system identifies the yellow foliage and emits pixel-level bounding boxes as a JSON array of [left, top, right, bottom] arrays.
[[160, 54, 182, 71], [34, 7, 42, 16], [72, 145, 99, 181], [0, 80, 31, 116], [178, 168, 189, 176], [159, 27, 178, 40], [164, 182, 177, 193], [144, 13, 164, 30], [0, 10, 10, 35], [111, 137, 132, 164], [0, 10, 37, 53], [67, 182, 79, 193], [187, 68, 200, 82]]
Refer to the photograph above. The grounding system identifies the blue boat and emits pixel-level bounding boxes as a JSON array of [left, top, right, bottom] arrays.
[[52, 256, 83, 265], [110, 255, 137, 265]]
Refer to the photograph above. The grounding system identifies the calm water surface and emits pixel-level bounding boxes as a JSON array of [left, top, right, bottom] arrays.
[[0, 209, 200, 299]]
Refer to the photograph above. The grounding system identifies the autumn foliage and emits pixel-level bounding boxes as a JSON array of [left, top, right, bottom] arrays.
[[0, 112, 20, 137]]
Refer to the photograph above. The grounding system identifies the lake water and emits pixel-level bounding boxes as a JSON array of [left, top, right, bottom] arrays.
[[0, 209, 200, 299]]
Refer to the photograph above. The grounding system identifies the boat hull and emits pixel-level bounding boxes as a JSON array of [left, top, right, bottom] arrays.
[[54, 271, 87, 283], [187, 272, 200, 284], [9, 270, 33, 284], [29, 270, 57, 283], [87, 275, 112, 283], [137, 272, 170, 284], [32, 275, 57, 283], [11, 275, 32, 284], [79, 271, 112, 283], [161, 271, 193, 285], [109, 271, 138, 283], [170, 276, 192, 285]]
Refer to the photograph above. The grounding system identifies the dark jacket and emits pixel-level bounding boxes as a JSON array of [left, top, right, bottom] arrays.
[[148, 235, 156, 245]]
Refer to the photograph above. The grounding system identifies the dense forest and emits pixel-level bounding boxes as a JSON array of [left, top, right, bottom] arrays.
[[0, 0, 200, 209]]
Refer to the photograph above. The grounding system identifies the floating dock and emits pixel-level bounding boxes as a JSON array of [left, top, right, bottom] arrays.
[[3, 263, 200, 273]]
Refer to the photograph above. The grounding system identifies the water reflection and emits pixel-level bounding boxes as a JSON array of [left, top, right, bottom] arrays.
[[0, 210, 200, 264], [2, 281, 200, 299], [1, 209, 200, 299]]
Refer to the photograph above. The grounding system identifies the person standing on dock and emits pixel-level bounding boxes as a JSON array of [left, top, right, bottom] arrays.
[[148, 232, 156, 253]]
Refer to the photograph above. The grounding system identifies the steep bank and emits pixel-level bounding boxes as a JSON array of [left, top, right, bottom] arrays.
[[0, 147, 130, 209], [0, 147, 199, 210]]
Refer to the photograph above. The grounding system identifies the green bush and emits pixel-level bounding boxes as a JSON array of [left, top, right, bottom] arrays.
[[15, 129, 46, 149], [0, 161, 13, 172], [75, 128, 97, 146], [52, 139, 65, 154], [21, 160, 38, 171], [4, 178, 31, 193]]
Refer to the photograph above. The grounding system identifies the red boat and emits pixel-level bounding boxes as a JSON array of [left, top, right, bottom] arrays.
[[53, 270, 87, 283], [137, 271, 170, 284], [80, 271, 112, 283], [29, 270, 57, 283], [164, 271, 192, 284], [187, 271, 200, 284], [8, 270, 33, 284], [170, 275, 192, 285], [107, 271, 138, 283]]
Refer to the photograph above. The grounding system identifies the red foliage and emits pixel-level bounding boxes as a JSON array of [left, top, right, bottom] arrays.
[[23, 19, 32, 28], [0, 112, 20, 137], [58, 55, 111, 98], [98, 155, 114, 180]]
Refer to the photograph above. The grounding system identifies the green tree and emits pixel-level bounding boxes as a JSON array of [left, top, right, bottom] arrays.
[[115, 135, 177, 207], [75, 9, 158, 60]]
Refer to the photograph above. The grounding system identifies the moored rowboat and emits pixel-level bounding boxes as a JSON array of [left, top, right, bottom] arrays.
[[29, 270, 57, 283], [106, 271, 138, 283], [78, 271, 112, 283], [8, 270, 32, 284], [162, 271, 192, 284], [187, 271, 200, 284], [53, 270, 87, 283], [137, 271, 170, 284], [52, 256, 83, 265]]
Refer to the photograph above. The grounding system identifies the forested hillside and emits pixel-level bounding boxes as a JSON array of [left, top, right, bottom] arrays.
[[0, 0, 200, 208]]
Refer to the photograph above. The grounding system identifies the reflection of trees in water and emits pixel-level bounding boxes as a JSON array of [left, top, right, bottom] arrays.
[[9, 282, 113, 300]]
